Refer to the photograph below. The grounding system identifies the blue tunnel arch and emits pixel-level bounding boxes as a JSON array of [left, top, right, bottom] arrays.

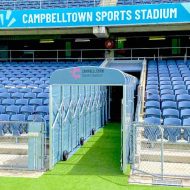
[[49, 66, 137, 173]]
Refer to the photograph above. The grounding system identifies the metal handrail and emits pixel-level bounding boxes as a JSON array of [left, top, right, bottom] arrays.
[[0, 46, 188, 62]]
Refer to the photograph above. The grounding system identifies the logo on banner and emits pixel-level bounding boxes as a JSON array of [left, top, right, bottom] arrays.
[[0, 10, 16, 27], [70, 67, 81, 80]]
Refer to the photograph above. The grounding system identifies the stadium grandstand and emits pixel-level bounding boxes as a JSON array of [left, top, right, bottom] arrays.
[[0, 0, 189, 189]]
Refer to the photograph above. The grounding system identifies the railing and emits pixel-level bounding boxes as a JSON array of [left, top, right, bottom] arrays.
[[0, 0, 101, 10], [0, 46, 188, 62], [0, 121, 48, 171], [0, 0, 187, 10], [132, 122, 190, 181], [135, 59, 147, 122]]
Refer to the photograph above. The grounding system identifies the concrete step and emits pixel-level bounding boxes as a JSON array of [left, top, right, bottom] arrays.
[[129, 172, 190, 187], [0, 143, 28, 155], [0, 154, 27, 168], [141, 140, 190, 151], [0, 135, 28, 143], [137, 149, 190, 163], [133, 161, 190, 178]]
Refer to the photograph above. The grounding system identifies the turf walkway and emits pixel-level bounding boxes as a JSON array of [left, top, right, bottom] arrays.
[[0, 123, 185, 190]]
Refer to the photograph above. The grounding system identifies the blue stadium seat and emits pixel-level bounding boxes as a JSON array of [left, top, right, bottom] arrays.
[[172, 81, 184, 86], [6, 105, 20, 114], [11, 92, 24, 99], [145, 101, 160, 109], [145, 108, 161, 118], [8, 88, 19, 93], [32, 88, 43, 93], [30, 77, 39, 82], [37, 92, 49, 99], [178, 101, 190, 110], [44, 115, 49, 122], [161, 101, 177, 109], [146, 94, 160, 102], [144, 117, 161, 141], [0, 106, 5, 114], [27, 114, 44, 122], [13, 80, 22, 85], [160, 81, 171, 85], [173, 85, 186, 91], [160, 85, 173, 90], [39, 84, 49, 88], [146, 89, 159, 95], [171, 77, 183, 81], [161, 94, 175, 102], [163, 118, 181, 142], [19, 88, 32, 93], [0, 88, 7, 93], [10, 114, 26, 136], [146, 81, 159, 85], [160, 77, 170, 81], [0, 92, 10, 99], [44, 88, 49, 93], [35, 106, 49, 115], [29, 98, 43, 106], [23, 80, 33, 85], [176, 94, 190, 102], [2, 99, 15, 106], [146, 85, 158, 90], [183, 118, 190, 142], [170, 73, 181, 78], [43, 99, 49, 105], [0, 114, 10, 135], [20, 105, 35, 115], [24, 92, 36, 99], [15, 99, 29, 105], [160, 89, 174, 95], [163, 108, 179, 118], [184, 77, 190, 82], [175, 89, 188, 96], [181, 109, 190, 119]]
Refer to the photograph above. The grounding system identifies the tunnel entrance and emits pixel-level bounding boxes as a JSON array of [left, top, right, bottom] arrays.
[[110, 86, 123, 122]]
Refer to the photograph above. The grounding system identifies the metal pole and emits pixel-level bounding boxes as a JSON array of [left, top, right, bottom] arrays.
[[57, 50, 59, 62], [49, 85, 53, 169], [10, 50, 12, 62], [160, 126, 164, 180], [158, 48, 160, 60], [40, 0, 42, 9], [81, 50, 83, 62], [33, 51, 35, 62]]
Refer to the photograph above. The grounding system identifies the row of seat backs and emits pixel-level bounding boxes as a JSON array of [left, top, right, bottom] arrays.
[[0, 0, 100, 10], [0, 105, 48, 114], [144, 117, 190, 142], [118, 0, 190, 5], [145, 107, 190, 119]]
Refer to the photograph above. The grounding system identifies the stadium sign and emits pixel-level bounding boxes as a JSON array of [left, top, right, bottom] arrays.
[[0, 3, 190, 29]]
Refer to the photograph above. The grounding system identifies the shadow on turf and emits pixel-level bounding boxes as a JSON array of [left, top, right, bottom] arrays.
[[47, 123, 124, 177], [67, 123, 122, 176]]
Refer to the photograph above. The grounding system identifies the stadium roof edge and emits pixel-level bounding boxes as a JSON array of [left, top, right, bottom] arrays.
[[0, 23, 189, 36]]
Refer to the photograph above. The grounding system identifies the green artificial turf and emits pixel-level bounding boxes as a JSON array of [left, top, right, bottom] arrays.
[[0, 123, 186, 190]]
